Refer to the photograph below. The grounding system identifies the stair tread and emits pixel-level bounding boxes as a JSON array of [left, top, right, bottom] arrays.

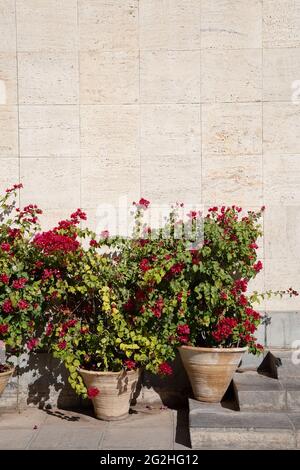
[[189, 399, 295, 429], [234, 371, 283, 391]]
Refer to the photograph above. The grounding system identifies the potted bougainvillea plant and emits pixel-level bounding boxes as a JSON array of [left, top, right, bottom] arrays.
[[0, 184, 44, 395], [35, 204, 190, 420], [31, 209, 143, 420], [176, 205, 298, 402]]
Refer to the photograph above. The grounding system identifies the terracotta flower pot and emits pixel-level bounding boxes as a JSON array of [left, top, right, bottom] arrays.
[[0, 366, 15, 396], [78, 368, 139, 421], [179, 345, 247, 402]]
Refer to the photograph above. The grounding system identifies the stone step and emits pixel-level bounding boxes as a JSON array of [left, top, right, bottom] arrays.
[[234, 369, 300, 411], [189, 399, 299, 450], [233, 371, 286, 411]]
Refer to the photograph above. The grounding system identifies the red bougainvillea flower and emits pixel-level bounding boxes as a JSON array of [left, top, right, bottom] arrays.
[[245, 307, 261, 321], [220, 291, 228, 300], [124, 359, 136, 370], [135, 198, 150, 210], [249, 242, 258, 250], [12, 277, 27, 289], [45, 323, 54, 336], [87, 387, 100, 399], [0, 242, 11, 252], [234, 279, 248, 293], [100, 230, 109, 239], [177, 324, 190, 336], [89, 239, 98, 247], [253, 261, 263, 272], [243, 319, 256, 334], [238, 294, 248, 306], [187, 210, 199, 219], [151, 297, 164, 318], [140, 258, 151, 272], [34, 261, 44, 269], [33, 231, 80, 254], [169, 262, 184, 276], [178, 335, 189, 344], [18, 299, 29, 310], [8, 228, 21, 239], [2, 299, 13, 314], [0, 324, 9, 335], [158, 362, 173, 376], [70, 208, 87, 222], [212, 318, 238, 342], [135, 289, 146, 302], [27, 338, 39, 351], [58, 340, 67, 350], [5, 183, 23, 193], [0, 273, 10, 285]]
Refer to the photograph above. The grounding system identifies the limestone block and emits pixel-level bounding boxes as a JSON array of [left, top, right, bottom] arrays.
[[141, 153, 201, 205], [263, 104, 300, 154], [139, 0, 200, 50], [79, 0, 138, 51], [263, 0, 300, 48], [264, 205, 300, 259], [80, 50, 139, 105], [202, 103, 262, 155], [81, 156, 140, 209], [0, 106, 18, 156], [265, 311, 300, 347], [140, 50, 200, 104], [0, 158, 19, 192], [20, 158, 80, 210], [140, 104, 201, 156], [263, 154, 300, 205], [202, 154, 263, 206], [0, 53, 17, 105], [19, 105, 80, 158], [264, 259, 300, 311], [263, 48, 300, 101], [16, 0, 78, 52], [201, 49, 262, 103], [18, 52, 79, 104], [38, 209, 75, 231], [0, 0, 16, 52], [201, 0, 262, 49], [80, 105, 139, 158]]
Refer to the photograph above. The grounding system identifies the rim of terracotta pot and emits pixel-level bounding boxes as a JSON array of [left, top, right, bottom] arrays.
[[78, 367, 139, 376], [179, 345, 248, 353], [0, 366, 15, 377]]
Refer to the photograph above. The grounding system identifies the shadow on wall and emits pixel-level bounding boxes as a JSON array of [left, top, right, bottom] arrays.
[[135, 352, 192, 409], [17, 352, 82, 410], [1, 351, 192, 411]]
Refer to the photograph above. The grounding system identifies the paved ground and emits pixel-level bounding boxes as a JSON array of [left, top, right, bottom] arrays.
[[0, 405, 191, 450]]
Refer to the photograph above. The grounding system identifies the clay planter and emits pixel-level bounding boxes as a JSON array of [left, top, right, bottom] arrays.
[[0, 366, 15, 396], [78, 368, 139, 421], [179, 345, 247, 402]]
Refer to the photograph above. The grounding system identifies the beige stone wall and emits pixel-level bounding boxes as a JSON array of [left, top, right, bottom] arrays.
[[0, 0, 300, 312]]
